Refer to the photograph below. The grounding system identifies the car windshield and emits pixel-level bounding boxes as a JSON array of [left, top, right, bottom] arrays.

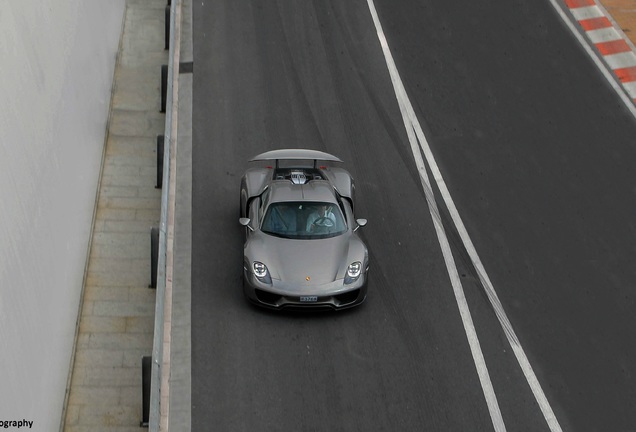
[[261, 201, 347, 239]]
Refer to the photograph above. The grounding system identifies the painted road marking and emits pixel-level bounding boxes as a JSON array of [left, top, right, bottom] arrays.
[[579, 16, 612, 31], [624, 81, 636, 93], [548, 0, 636, 117], [587, 27, 623, 44], [563, 0, 636, 105], [595, 39, 631, 56], [365, 2, 506, 430], [570, 6, 604, 21], [366, 0, 564, 430], [565, 0, 595, 7], [604, 51, 636, 69], [617, 66, 636, 82]]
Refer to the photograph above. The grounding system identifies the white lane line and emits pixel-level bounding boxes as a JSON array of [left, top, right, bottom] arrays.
[[366, 1, 564, 431], [409, 115, 563, 432], [366, 1, 506, 431]]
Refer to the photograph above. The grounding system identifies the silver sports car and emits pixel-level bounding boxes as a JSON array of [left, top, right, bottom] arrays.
[[239, 149, 369, 310]]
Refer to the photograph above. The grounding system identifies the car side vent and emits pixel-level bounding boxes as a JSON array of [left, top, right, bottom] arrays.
[[290, 170, 308, 185]]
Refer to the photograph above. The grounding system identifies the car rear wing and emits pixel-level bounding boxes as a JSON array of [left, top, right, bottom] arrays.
[[249, 149, 343, 168]]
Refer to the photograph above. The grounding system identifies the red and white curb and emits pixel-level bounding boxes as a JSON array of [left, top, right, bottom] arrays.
[[565, 0, 636, 103]]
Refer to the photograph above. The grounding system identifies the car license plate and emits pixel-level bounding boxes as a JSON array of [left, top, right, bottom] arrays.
[[300, 296, 318, 302]]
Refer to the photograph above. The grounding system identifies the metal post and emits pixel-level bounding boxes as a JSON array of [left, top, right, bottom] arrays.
[[165, 6, 170, 50], [156, 135, 164, 189], [150, 227, 159, 289], [160, 65, 168, 113], [141, 356, 152, 426]]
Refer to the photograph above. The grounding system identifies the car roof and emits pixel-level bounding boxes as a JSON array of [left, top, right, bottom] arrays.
[[268, 180, 338, 204]]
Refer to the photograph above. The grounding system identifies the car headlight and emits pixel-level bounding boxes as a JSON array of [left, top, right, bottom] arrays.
[[253, 261, 272, 284], [344, 261, 362, 284]]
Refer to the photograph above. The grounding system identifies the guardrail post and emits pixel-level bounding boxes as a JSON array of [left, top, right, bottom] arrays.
[[150, 227, 159, 289], [156, 135, 164, 189], [141, 356, 151, 426], [164, 6, 170, 50], [160, 65, 168, 113]]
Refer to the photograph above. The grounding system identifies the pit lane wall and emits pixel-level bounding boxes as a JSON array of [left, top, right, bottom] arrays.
[[0, 1, 125, 430]]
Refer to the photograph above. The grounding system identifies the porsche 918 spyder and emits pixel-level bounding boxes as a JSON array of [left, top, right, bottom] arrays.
[[239, 149, 369, 310]]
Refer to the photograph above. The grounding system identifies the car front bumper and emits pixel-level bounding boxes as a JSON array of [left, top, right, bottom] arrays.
[[242, 269, 368, 310]]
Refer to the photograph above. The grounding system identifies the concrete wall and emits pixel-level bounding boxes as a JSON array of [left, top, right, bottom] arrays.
[[0, 1, 125, 429]]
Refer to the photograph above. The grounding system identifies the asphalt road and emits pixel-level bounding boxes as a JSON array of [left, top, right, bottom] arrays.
[[191, 0, 636, 430]]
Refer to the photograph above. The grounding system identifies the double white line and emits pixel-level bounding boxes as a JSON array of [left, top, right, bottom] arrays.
[[365, 1, 562, 431]]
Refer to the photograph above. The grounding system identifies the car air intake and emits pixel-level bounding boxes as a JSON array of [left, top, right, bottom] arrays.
[[334, 289, 360, 305], [255, 289, 282, 305]]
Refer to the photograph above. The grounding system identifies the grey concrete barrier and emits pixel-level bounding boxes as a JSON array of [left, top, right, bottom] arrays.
[[150, 0, 180, 428]]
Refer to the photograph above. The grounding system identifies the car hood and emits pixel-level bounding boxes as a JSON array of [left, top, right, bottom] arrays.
[[246, 232, 365, 285]]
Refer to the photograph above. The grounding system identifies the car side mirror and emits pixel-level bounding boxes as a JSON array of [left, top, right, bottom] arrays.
[[354, 218, 367, 232], [239, 218, 254, 231]]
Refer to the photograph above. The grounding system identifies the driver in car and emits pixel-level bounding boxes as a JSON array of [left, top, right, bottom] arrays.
[[306, 204, 336, 232]]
